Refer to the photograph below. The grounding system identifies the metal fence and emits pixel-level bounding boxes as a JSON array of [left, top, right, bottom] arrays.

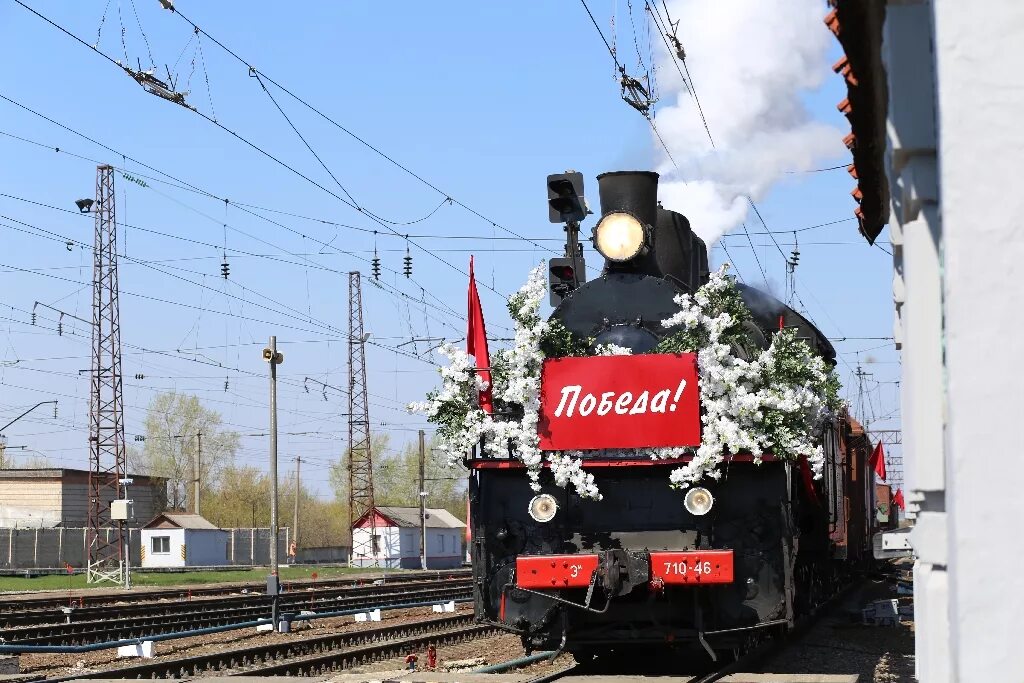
[[0, 527, 289, 572]]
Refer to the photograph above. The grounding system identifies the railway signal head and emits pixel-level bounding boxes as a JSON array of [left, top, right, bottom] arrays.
[[548, 256, 584, 306], [547, 172, 588, 224]]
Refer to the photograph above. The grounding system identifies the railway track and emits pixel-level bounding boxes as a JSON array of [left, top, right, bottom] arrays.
[[0, 576, 467, 629], [0, 569, 469, 617], [3, 581, 471, 646], [46, 613, 490, 680]]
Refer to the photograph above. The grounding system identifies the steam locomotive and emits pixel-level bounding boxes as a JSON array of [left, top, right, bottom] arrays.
[[467, 171, 878, 658]]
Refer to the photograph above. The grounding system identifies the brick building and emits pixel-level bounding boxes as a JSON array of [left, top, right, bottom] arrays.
[[0, 468, 166, 528]]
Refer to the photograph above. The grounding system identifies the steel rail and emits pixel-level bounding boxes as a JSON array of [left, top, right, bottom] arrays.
[[230, 623, 493, 677], [1, 576, 469, 628], [1, 587, 471, 649], [0, 569, 470, 614], [48, 613, 478, 681]]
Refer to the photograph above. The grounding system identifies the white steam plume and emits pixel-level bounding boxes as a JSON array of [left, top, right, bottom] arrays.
[[652, 0, 846, 244]]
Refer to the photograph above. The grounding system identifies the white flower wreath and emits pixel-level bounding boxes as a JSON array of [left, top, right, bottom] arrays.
[[409, 263, 841, 501]]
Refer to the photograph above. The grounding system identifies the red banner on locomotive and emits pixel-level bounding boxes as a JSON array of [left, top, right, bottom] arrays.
[[537, 353, 701, 451]]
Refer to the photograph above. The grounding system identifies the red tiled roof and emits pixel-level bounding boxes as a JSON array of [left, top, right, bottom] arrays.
[[826, 0, 890, 244]]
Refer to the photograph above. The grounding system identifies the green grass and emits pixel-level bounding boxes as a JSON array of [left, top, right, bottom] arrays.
[[0, 565, 384, 593]]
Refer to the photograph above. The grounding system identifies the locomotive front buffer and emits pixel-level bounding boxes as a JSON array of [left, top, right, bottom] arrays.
[[514, 549, 734, 595]]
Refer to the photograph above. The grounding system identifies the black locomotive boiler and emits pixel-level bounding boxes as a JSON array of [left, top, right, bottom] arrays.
[[467, 171, 878, 658]]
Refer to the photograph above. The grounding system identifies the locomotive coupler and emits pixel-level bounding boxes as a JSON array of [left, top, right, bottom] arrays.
[[601, 549, 651, 595]]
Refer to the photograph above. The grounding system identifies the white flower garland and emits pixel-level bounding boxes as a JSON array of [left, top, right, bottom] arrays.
[[410, 263, 839, 501]]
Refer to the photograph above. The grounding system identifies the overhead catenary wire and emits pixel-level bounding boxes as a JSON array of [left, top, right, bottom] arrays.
[[0, 186, 473, 336], [7, 2, 516, 304], [2, 302, 423, 420], [579, 0, 677, 167], [0, 99, 484, 331], [162, 2, 558, 257]]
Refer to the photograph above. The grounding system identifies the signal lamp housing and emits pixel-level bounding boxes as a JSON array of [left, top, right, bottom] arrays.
[[547, 172, 588, 224], [594, 211, 648, 262], [683, 487, 714, 516], [528, 493, 558, 523]]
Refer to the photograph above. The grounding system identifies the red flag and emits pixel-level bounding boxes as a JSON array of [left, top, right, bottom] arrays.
[[893, 488, 905, 511], [799, 455, 819, 505], [467, 256, 493, 413], [869, 441, 887, 480]]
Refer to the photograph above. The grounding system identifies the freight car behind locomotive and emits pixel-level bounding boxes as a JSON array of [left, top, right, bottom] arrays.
[[467, 171, 879, 657]]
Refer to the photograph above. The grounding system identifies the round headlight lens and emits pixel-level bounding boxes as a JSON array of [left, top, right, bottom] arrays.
[[528, 494, 559, 523], [594, 212, 646, 262], [683, 487, 714, 516]]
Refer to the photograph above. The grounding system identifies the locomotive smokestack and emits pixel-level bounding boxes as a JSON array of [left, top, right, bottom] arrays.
[[596, 171, 660, 228]]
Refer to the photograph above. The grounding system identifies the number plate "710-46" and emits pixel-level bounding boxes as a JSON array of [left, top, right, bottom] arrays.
[[648, 550, 734, 584]]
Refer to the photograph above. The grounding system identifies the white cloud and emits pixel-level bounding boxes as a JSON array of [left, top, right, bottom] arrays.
[[653, 0, 846, 244]]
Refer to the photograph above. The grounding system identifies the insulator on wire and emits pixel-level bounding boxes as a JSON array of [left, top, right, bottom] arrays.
[[221, 260, 230, 279], [224, 377, 229, 392], [135, 373, 145, 380], [403, 242, 412, 278], [31, 312, 36, 325], [371, 249, 381, 280]]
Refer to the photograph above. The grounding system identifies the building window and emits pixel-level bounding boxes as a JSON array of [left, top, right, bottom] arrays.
[[440, 534, 445, 552], [152, 536, 170, 554], [372, 534, 381, 555]]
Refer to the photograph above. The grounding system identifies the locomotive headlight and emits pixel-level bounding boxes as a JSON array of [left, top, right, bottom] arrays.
[[528, 494, 558, 523], [683, 487, 714, 516], [594, 212, 646, 262]]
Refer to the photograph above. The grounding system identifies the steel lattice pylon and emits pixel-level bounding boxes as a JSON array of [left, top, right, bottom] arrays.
[[87, 165, 127, 584], [347, 272, 376, 565]]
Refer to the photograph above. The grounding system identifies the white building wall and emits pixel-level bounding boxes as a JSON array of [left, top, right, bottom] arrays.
[[881, 3, 949, 681], [352, 526, 462, 569], [883, 0, 1024, 679], [351, 526, 401, 568], [933, 1, 1024, 678], [183, 529, 230, 566], [140, 528, 185, 568]]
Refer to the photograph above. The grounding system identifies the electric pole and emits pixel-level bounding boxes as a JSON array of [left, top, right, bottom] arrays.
[[194, 431, 202, 515], [347, 272, 375, 565], [855, 364, 873, 430], [419, 429, 427, 570], [84, 165, 128, 587], [262, 336, 284, 628], [293, 456, 301, 555]]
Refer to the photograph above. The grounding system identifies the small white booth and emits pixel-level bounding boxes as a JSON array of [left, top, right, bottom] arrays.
[[140, 513, 230, 568]]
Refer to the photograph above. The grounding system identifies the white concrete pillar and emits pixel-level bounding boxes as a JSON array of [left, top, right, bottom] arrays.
[[881, 5, 948, 677], [933, 0, 1024, 678]]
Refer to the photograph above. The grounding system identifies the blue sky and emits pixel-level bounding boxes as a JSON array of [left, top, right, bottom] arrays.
[[0, 1, 901, 496]]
